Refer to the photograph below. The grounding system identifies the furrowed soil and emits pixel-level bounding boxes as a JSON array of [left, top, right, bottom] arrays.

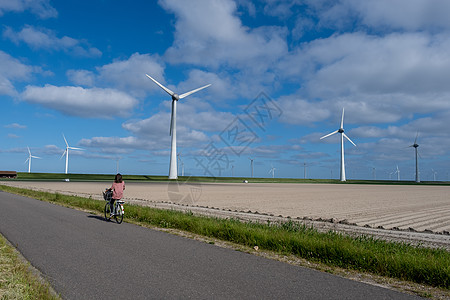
[[2, 181, 449, 250]]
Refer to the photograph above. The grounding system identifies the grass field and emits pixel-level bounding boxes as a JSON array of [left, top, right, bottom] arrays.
[[0, 184, 448, 291], [5, 172, 450, 186]]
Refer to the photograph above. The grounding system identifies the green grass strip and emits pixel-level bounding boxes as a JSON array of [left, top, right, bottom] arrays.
[[5, 172, 450, 185], [0, 233, 59, 299], [1, 184, 449, 289]]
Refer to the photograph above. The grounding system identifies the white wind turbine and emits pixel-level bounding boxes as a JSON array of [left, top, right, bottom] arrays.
[[409, 132, 420, 183], [320, 108, 356, 181], [268, 164, 276, 178], [393, 165, 400, 181], [61, 134, 83, 174], [248, 157, 254, 178], [146, 74, 211, 179], [432, 169, 437, 181], [177, 153, 185, 177], [25, 146, 41, 173]]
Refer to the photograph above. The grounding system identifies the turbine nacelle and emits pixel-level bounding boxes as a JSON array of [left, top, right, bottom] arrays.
[[172, 94, 180, 101]]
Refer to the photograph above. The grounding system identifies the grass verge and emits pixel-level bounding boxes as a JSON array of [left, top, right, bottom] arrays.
[[1, 184, 449, 290], [4, 172, 450, 185], [0, 233, 59, 299]]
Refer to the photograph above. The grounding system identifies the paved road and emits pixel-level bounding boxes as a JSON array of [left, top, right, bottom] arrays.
[[0, 191, 419, 299]]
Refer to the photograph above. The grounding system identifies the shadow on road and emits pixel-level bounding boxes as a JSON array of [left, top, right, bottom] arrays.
[[87, 215, 108, 222]]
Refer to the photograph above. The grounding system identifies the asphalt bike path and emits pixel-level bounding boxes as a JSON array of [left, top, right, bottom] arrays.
[[0, 191, 420, 299]]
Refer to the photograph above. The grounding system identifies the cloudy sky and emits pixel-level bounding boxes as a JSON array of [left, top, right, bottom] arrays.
[[1, 0, 449, 180]]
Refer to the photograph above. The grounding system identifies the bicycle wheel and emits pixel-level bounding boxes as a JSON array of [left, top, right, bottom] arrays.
[[104, 202, 112, 221], [115, 204, 123, 224]]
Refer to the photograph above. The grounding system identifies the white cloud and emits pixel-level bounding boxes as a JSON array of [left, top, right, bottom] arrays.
[[4, 123, 26, 129], [3, 25, 101, 57], [122, 112, 210, 149], [0, 0, 57, 19], [276, 96, 330, 125], [301, 0, 450, 32], [0, 50, 35, 96], [79, 136, 153, 152], [66, 70, 96, 86], [275, 31, 450, 126], [21, 85, 138, 118], [344, 0, 450, 32], [160, 0, 288, 70], [96, 52, 165, 97]]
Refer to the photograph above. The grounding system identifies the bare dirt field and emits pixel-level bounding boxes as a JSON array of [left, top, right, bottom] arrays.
[[2, 181, 450, 249]]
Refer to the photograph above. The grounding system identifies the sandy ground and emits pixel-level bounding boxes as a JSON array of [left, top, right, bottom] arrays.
[[2, 180, 449, 232]]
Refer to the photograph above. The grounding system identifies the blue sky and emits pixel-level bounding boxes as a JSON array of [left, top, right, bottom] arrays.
[[1, 0, 450, 180]]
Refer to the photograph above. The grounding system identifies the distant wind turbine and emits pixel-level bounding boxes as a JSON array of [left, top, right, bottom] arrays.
[[268, 164, 276, 178], [177, 153, 185, 177], [61, 134, 83, 174], [248, 158, 254, 178], [320, 108, 356, 181], [25, 146, 41, 173], [146, 74, 211, 179], [393, 165, 400, 181], [432, 169, 437, 181], [409, 132, 420, 183]]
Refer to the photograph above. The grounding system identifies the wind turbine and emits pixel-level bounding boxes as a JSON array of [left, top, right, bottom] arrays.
[[146, 74, 211, 179], [177, 153, 185, 177], [248, 157, 254, 177], [432, 169, 437, 181], [268, 164, 276, 178], [393, 165, 400, 181], [25, 146, 41, 173], [61, 134, 83, 174], [409, 132, 420, 183], [320, 108, 356, 181]]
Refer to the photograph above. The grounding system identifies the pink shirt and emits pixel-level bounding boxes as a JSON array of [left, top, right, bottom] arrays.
[[111, 181, 125, 200]]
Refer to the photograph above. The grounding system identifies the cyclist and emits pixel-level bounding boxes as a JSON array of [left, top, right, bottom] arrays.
[[108, 173, 125, 217]]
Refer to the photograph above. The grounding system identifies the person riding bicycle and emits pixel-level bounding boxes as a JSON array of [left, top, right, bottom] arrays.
[[107, 173, 125, 217]]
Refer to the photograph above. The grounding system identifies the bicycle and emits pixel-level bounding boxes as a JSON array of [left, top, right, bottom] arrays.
[[103, 189, 125, 224]]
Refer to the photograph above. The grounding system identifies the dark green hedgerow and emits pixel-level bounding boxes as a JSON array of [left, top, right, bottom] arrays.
[[1, 184, 448, 289]]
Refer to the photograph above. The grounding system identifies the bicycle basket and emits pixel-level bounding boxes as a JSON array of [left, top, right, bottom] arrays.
[[103, 190, 113, 201]]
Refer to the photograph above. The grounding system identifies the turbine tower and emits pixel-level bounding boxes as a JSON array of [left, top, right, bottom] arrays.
[[146, 74, 211, 179], [394, 165, 400, 181], [25, 146, 41, 173], [268, 164, 276, 178], [409, 133, 420, 183], [248, 158, 254, 177], [432, 169, 437, 181], [320, 108, 356, 181], [61, 134, 83, 174]]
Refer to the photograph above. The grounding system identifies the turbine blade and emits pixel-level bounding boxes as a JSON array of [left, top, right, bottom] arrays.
[[60, 150, 67, 160], [69, 147, 83, 151], [146, 74, 175, 96], [340, 108, 345, 129], [343, 133, 356, 146], [62, 134, 69, 147], [31, 155, 41, 159], [27, 146, 31, 155], [179, 84, 211, 99], [320, 130, 339, 140], [169, 100, 175, 136], [414, 132, 419, 144], [24, 158, 29, 164]]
